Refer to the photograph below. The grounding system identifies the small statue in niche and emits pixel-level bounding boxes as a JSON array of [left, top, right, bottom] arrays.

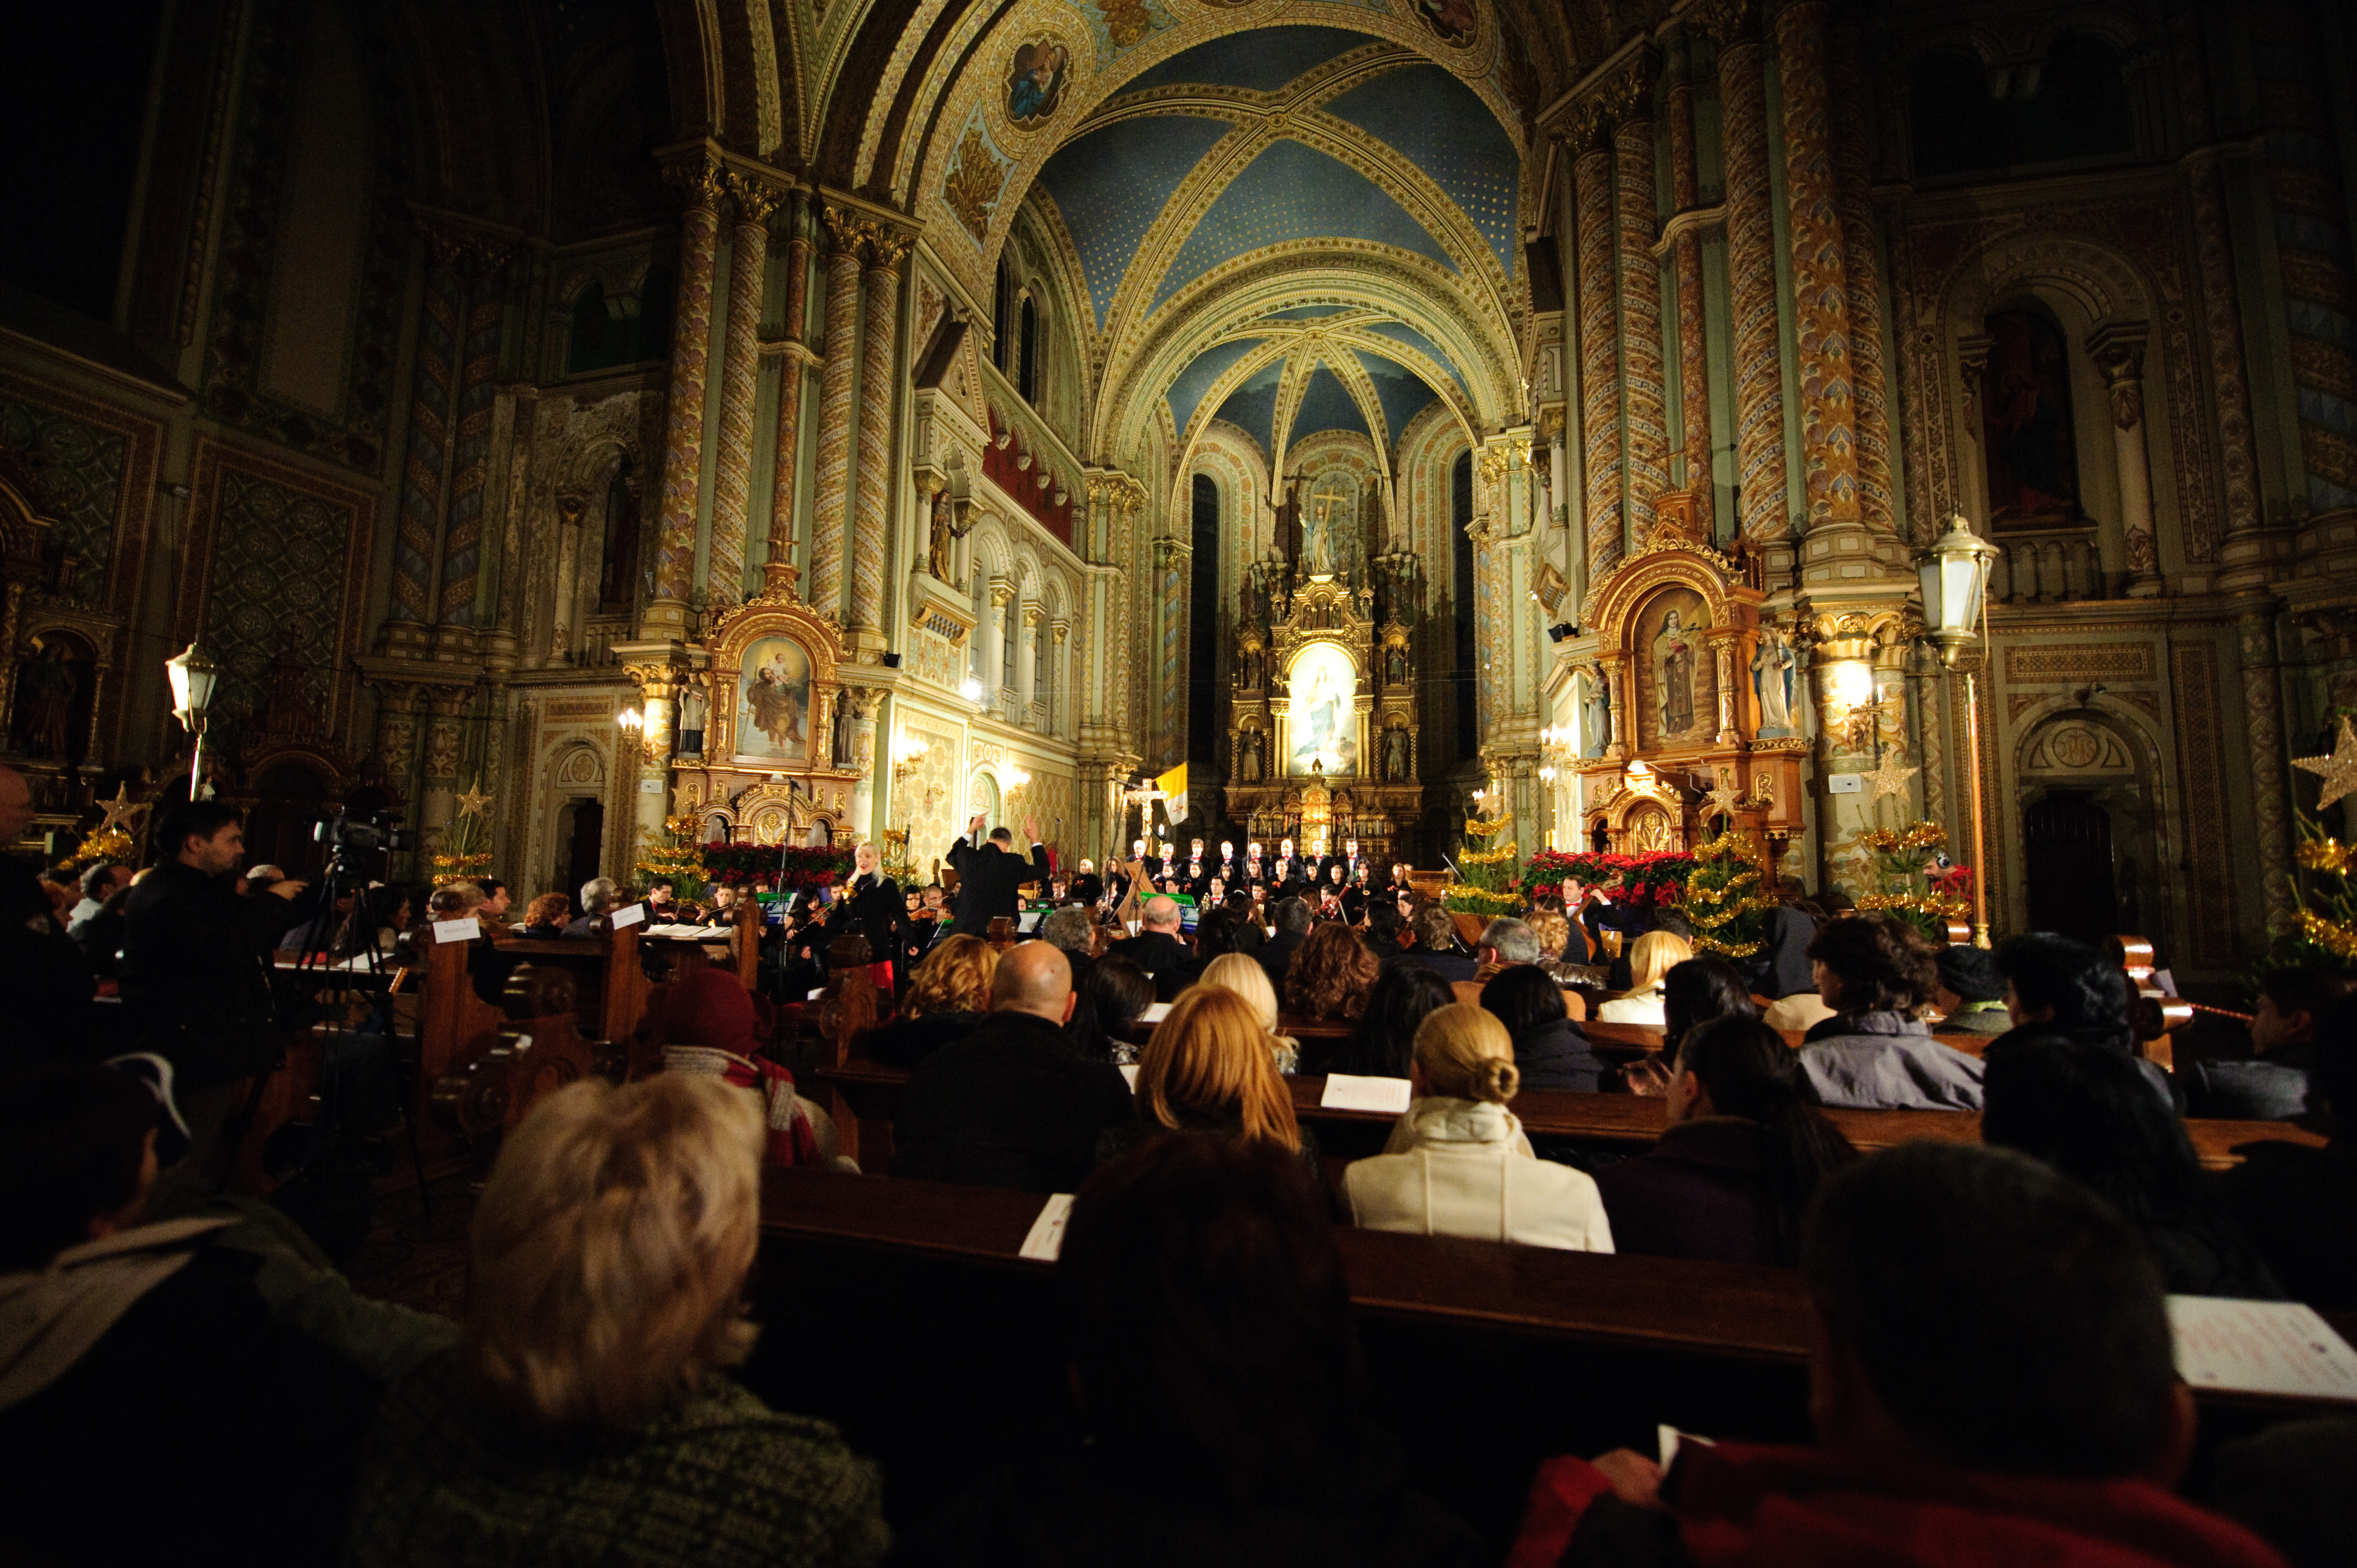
[[1581, 668, 1611, 759], [1238, 727, 1264, 782], [678, 682, 709, 755], [1385, 643, 1408, 687], [928, 492, 955, 581], [1752, 626, 1797, 735], [830, 695, 855, 768], [1384, 726, 1412, 781]]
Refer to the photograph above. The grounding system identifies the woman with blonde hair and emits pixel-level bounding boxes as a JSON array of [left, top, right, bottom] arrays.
[[1342, 1004, 1613, 1252], [344, 1074, 888, 1566], [1095, 986, 1323, 1188], [1197, 951, 1299, 1075], [863, 931, 997, 1067], [1596, 928, 1694, 1025]]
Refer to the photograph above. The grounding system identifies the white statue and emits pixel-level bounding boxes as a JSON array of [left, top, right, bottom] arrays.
[[1753, 627, 1795, 733]]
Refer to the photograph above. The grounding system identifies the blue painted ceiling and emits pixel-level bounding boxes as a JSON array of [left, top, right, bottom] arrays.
[[1036, 114, 1235, 327], [1212, 359, 1284, 455], [1352, 348, 1440, 438], [1359, 319, 1465, 394], [1118, 24, 1376, 96], [1320, 64, 1522, 272], [1166, 337, 1264, 434], [1290, 364, 1369, 442]]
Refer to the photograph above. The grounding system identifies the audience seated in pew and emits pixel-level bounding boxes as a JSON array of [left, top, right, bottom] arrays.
[[1314, 963, 1454, 1080], [1036, 905, 1099, 1025], [1752, 904, 1833, 1034], [1167, 904, 1264, 995], [1472, 916, 1548, 987], [897, 1136, 1481, 1568], [0, 1065, 419, 1567], [1597, 1016, 1858, 1266], [1108, 895, 1194, 1000], [1507, 1143, 2287, 1568], [1285, 920, 1381, 1027], [562, 875, 621, 937], [1596, 931, 1692, 1026], [1257, 896, 1317, 990], [346, 1074, 889, 1567], [2219, 994, 2357, 1309], [1097, 986, 1325, 1190], [1344, 1005, 1614, 1253], [1982, 1038, 2281, 1299], [1658, 956, 1761, 1056], [1071, 952, 1153, 1066], [1989, 933, 2177, 1113], [1199, 951, 1299, 1076], [862, 934, 996, 1069], [1795, 915, 1983, 1112], [1386, 905, 1478, 984], [1483, 963, 1612, 1092], [518, 890, 571, 938], [651, 968, 841, 1169], [2186, 967, 2353, 1122], [1934, 943, 2013, 1036], [893, 941, 1133, 1193]]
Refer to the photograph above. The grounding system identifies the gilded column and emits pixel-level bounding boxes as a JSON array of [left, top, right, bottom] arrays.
[[649, 157, 725, 626], [1571, 106, 1623, 581], [1613, 70, 1670, 545], [1775, 0, 1860, 529], [2237, 604, 2293, 931], [1600, 655, 1628, 761], [764, 190, 815, 593], [1706, 5, 1790, 542], [1665, 37, 1715, 533], [1828, 22, 1895, 538], [710, 173, 778, 613], [1710, 635, 1739, 744], [851, 228, 912, 642], [806, 209, 864, 623]]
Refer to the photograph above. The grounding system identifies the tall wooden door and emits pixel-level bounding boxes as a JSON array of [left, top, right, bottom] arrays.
[[559, 799, 604, 898], [2023, 791, 2118, 943]]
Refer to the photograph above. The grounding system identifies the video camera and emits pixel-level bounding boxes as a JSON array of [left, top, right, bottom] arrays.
[[313, 807, 414, 869]]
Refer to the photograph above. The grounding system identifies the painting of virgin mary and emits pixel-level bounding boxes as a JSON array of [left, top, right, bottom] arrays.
[[1006, 41, 1069, 126], [736, 636, 812, 762]]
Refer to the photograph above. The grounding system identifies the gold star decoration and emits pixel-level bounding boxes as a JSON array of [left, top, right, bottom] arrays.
[[95, 783, 148, 837], [1701, 771, 1743, 822], [1864, 749, 1921, 802], [453, 774, 494, 819], [2293, 716, 2357, 809]]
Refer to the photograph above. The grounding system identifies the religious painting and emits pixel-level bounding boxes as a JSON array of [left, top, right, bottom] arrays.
[[1634, 587, 1714, 751], [1980, 308, 2082, 531], [1005, 40, 1069, 126], [735, 636, 812, 762], [1412, 0, 1477, 47], [8, 631, 95, 764], [1288, 642, 1359, 775]]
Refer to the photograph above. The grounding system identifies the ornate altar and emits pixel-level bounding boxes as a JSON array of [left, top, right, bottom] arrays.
[[1574, 492, 1804, 870], [666, 581, 868, 847], [1225, 522, 1424, 862]]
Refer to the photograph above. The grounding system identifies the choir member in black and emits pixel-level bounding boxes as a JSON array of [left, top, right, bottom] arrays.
[[1070, 860, 1104, 906]]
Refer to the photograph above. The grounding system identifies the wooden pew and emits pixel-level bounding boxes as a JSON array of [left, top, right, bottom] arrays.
[[1582, 1018, 1994, 1059], [636, 896, 765, 988], [492, 921, 651, 1044], [806, 1061, 2325, 1177], [745, 1164, 2357, 1555], [431, 962, 601, 1142]]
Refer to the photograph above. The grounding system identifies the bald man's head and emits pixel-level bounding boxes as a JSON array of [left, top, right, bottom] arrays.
[[1141, 894, 1181, 933], [990, 939, 1077, 1024]]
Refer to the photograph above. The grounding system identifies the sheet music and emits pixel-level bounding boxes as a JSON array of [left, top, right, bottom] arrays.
[[1320, 1074, 1413, 1113], [1019, 1194, 1075, 1262], [2168, 1296, 2357, 1401]]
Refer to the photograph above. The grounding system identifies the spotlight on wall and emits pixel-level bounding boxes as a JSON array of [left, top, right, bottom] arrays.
[[1547, 622, 1578, 642]]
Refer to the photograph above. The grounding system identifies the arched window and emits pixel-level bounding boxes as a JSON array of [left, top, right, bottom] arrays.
[[1003, 591, 1019, 694], [1018, 293, 1039, 404], [994, 258, 1014, 373], [1980, 305, 2083, 530], [598, 455, 640, 610], [1035, 616, 1051, 730]]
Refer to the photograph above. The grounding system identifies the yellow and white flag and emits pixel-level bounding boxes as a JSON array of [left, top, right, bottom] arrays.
[[1155, 762, 1188, 827]]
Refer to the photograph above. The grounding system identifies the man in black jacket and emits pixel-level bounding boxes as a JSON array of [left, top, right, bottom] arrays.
[[948, 814, 1049, 933], [0, 764, 102, 1058], [1256, 896, 1314, 990], [119, 800, 316, 1170], [894, 941, 1133, 1192], [1108, 895, 1193, 999]]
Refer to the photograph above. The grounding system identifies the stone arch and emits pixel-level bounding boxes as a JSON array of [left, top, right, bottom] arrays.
[[2001, 695, 2180, 958]]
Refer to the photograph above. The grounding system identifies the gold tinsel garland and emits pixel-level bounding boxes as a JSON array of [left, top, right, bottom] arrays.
[[634, 812, 710, 899], [1683, 831, 1772, 958], [70, 826, 138, 867]]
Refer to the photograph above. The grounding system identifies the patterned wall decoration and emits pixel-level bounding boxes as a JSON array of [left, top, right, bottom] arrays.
[[2003, 643, 2155, 682], [199, 0, 410, 474], [944, 111, 1015, 242], [898, 721, 964, 866], [0, 374, 161, 617], [1077, 0, 1175, 67], [2170, 642, 2237, 964], [179, 441, 376, 745]]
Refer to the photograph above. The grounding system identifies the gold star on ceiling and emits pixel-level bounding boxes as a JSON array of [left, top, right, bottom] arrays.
[[453, 775, 494, 819], [2293, 716, 2357, 809], [1864, 749, 1921, 802]]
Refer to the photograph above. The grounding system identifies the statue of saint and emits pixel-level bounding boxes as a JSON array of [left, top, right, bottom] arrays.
[[1386, 644, 1408, 687], [1239, 728, 1264, 782], [1752, 627, 1795, 733], [1581, 667, 1611, 759], [1385, 726, 1411, 781], [927, 493, 954, 581], [1653, 610, 1697, 740]]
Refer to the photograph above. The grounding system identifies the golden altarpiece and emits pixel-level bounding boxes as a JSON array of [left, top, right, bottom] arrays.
[[1224, 509, 1425, 864], [1573, 494, 1807, 873], [653, 567, 873, 849]]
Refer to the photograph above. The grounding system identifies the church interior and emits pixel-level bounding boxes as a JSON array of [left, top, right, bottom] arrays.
[[6, 0, 2357, 1562]]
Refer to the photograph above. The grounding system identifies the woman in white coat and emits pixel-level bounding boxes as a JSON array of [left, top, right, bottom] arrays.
[[1342, 1004, 1614, 1252]]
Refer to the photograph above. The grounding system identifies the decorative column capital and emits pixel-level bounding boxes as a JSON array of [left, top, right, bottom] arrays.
[[2087, 322, 2150, 429], [665, 155, 727, 215], [725, 172, 781, 227], [863, 227, 915, 273], [1690, 0, 1756, 47], [820, 203, 867, 256]]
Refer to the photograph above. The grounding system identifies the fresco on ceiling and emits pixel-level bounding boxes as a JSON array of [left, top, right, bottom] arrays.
[[1079, 0, 1174, 65], [1411, 0, 1477, 46], [1006, 39, 1071, 125], [1117, 24, 1372, 92]]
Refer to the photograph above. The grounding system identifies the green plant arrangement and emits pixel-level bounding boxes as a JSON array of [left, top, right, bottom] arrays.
[[701, 842, 855, 892], [1447, 811, 1525, 916], [634, 814, 711, 902], [1852, 821, 1969, 942], [428, 776, 495, 886], [1683, 832, 1772, 959]]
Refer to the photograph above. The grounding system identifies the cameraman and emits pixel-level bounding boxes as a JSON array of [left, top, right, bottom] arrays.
[[120, 800, 318, 1175]]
